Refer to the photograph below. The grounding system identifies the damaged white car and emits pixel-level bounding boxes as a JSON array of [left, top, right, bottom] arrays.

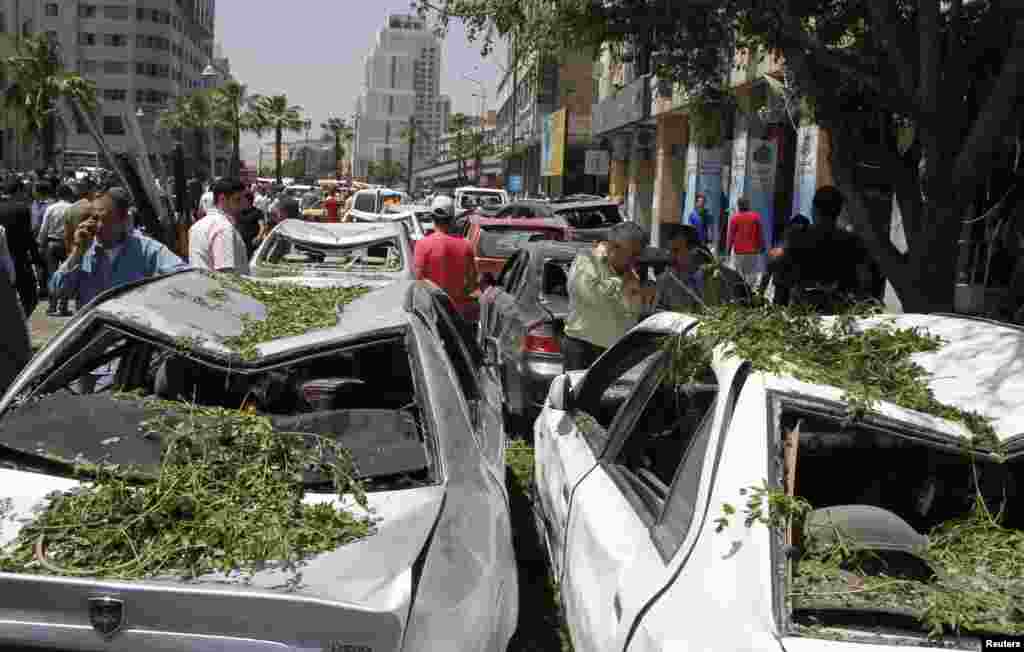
[[535, 311, 1024, 652], [0, 271, 516, 651], [251, 220, 414, 288]]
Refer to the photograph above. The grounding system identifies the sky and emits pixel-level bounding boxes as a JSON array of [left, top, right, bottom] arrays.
[[214, 0, 508, 163]]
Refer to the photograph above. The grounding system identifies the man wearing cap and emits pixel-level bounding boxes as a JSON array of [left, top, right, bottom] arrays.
[[414, 198, 479, 323], [49, 187, 188, 308]]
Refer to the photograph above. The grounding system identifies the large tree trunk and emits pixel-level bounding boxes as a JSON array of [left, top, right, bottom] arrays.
[[275, 127, 283, 184], [231, 127, 240, 178], [335, 136, 341, 179], [43, 113, 56, 169]]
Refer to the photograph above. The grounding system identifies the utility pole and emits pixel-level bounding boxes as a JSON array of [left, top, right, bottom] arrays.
[[406, 116, 416, 194], [511, 31, 518, 195]]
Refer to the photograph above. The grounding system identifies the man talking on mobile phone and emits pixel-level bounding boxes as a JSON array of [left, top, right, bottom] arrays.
[[562, 222, 655, 371], [49, 187, 188, 309]]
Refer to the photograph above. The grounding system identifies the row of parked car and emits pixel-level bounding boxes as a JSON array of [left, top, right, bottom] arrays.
[[1, 198, 1022, 651]]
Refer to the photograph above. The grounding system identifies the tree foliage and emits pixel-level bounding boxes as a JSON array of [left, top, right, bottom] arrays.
[[250, 94, 306, 184], [419, 0, 1024, 312], [321, 116, 353, 178], [368, 159, 405, 188], [208, 81, 260, 178], [1, 34, 97, 168], [159, 92, 215, 177]]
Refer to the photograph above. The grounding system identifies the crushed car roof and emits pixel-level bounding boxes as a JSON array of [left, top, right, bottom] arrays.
[[633, 311, 1024, 443], [272, 219, 403, 246], [95, 271, 414, 361]]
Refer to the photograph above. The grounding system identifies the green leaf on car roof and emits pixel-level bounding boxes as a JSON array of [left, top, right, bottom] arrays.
[[213, 274, 373, 360]]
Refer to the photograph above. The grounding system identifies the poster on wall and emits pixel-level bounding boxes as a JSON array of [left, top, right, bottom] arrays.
[[682, 144, 727, 247], [541, 109, 567, 177], [792, 125, 819, 220], [729, 125, 749, 217]]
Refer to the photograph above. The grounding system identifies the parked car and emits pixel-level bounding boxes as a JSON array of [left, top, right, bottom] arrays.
[[453, 186, 509, 219], [478, 199, 624, 242], [534, 311, 1024, 652], [0, 272, 516, 651], [479, 240, 671, 430], [348, 188, 410, 223], [465, 216, 570, 278], [250, 220, 414, 288]]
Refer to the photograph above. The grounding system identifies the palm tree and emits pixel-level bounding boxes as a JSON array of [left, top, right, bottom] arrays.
[[320, 116, 353, 180], [158, 92, 214, 177], [448, 112, 470, 183], [250, 94, 305, 183], [1, 34, 97, 168], [209, 80, 258, 178]]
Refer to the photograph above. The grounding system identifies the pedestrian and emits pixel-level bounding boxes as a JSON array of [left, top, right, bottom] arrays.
[[255, 196, 298, 249], [37, 184, 76, 315], [187, 173, 204, 222], [686, 192, 712, 245], [323, 188, 340, 223], [198, 181, 215, 219], [761, 213, 811, 305], [237, 190, 263, 257], [30, 182, 53, 241], [414, 200, 479, 324], [188, 177, 250, 274], [49, 187, 188, 308], [654, 224, 707, 313], [562, 222, 655, 371], [0, 179, 46, 316], [726, 196, 765, 289], [769, 186, 875, 309]]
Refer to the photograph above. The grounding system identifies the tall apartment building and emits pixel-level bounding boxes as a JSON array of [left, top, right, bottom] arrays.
[[351, 14, 449, 180], [0, 0, 216, 171]]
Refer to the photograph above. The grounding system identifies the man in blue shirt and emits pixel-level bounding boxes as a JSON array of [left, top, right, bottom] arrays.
[[49, 187, 188, 309], [686, 192, 711, 245]]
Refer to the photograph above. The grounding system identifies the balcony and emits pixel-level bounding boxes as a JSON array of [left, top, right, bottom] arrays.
[[591, 74, 651, 136]]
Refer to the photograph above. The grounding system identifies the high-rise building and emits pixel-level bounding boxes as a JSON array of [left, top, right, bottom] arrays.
[[0, 0, 216, 172], [352, 13, 449, 181]]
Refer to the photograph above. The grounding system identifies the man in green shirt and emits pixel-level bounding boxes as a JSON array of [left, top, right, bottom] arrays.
[[563, 222, 655, 370]]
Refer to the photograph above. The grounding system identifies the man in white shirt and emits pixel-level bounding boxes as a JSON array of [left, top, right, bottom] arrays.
[[37, 184, 76, 315], [188, 178, 249, 274], [198, 182, 215, 218]]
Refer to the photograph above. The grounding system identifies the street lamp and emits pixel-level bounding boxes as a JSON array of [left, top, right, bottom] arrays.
[[201, 63, 221, 177]]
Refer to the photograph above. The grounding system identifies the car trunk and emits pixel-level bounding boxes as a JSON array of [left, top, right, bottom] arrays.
[[776, 406, 1024, 648]]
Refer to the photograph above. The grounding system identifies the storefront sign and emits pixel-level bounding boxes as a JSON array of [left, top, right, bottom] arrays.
[[791, 125, 819, 220], [508, 175, 523, 192], [683, 143, 728, 250], [541, 108, 567, 177], [592, 75, 650, 135], [747, 135, 780, 248], [584, 150, 610, 176]]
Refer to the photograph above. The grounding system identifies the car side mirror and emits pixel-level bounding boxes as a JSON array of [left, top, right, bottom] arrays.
[[546, 374, 574, 412]]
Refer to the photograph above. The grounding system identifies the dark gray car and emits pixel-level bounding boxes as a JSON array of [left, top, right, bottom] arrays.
[[0, 272, 517, 652], [479, 241, 671, 433]]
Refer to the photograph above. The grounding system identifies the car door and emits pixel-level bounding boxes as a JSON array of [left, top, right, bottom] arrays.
[[484, 252, 528, 366], [425, 288, 508, 479], [559, 333, 727, 652], [534, 330, 670, 581]]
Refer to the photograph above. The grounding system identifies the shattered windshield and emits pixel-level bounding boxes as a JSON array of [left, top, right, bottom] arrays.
[[256, 232, 404, 273], [775, 406, 1023, 640], [1, 327, 435, 493]]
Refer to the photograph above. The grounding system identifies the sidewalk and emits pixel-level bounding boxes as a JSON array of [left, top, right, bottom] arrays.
[[28, 302, 74, 352]]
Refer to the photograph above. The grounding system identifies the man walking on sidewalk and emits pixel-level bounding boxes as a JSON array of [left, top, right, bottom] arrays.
[[37, 184, 76, 315], [726, 196, 765, 289]]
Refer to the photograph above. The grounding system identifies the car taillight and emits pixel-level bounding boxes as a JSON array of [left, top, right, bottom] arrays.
[[523, 321, 560, 354]]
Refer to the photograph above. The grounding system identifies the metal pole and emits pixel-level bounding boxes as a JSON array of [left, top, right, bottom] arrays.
[[511, 32, 518, 196], [407, 116, 416, 193]]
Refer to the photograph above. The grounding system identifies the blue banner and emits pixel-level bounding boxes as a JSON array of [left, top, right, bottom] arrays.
[[508, 175, 522, 193]]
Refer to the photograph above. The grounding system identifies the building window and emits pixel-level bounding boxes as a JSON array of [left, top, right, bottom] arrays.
[[102, 88, 126, 102], [103, 60, 127, 74], [103, 116, 125, 135], [79, 5, 97, 18], [104, 5, 132, 20], [45, 3, 59, 17], [80, 33, 97, 46], [103, 33, 127, 47]]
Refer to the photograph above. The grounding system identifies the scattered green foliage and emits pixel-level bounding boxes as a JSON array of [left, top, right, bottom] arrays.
[[715, 482, 812, 533], [505, 440, 535, 498], [0, 395, 373, 581], [661, 302, 999, 447], [792, 497, 1024, 638], [214, 274, 372, 360], [173, 335, 206, 352]]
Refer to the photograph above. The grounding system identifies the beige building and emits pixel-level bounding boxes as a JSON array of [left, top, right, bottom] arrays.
[[0, 0, 217, 171]]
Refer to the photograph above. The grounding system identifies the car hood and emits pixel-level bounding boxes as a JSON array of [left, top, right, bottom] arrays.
[[0, 466, 445, 633]]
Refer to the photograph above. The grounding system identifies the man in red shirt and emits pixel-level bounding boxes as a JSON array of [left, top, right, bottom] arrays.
[[414, 206, 479, 323], [322, 189, 340, 223], [726, 196, 765, 288]]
